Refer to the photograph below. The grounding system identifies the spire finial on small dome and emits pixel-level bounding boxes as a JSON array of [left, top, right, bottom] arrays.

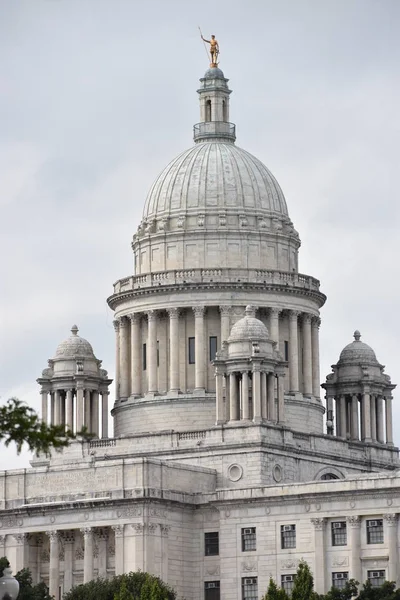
[[245, 305, 256, 318], [353, 330, 361, 341], [71, 325, 79, 336]]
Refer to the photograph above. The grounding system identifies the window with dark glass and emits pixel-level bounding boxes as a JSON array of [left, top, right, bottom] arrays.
[[284, 341, 289, 362], [332, 572, 349, 590], [205, 581, 220, 600], [368, 570, 385, 587], [209, 336, 218, 362], [241, 528, 256, 552], [367, 519, 384, 544], [188, 337, 195, 364], [281, 575, 295, 595], [321, 473, 339, 480], [242, 577, 258, 600], [331, 521, 347, 546], [205, 532, 219, 556], [281, 525, 296, 549], [143, 343, 147, 371]]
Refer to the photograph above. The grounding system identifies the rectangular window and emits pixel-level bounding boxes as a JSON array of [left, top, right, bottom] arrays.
[[205, 532, 219, 556], [241, 527, 256, 552], [367, 570, 385, 587], [281, 575, 295, 595], [332, 572, 349, 590], [281, 525, 296, 549], [209, 336, 218, 362], [204, 581, 220, 600], [188, 337, 195, 364], [242, 577, 258, 600], [331, 521, 347, 546], [157, 340, 160, 367], [143, 343, 147, 371], [367, 519, 384, 544], [284, 341, 289, 362]]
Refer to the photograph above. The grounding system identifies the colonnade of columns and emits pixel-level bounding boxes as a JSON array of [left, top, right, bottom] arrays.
[[326, 392, 393, 445], [311, 514, 399, 593], [216, 369, 285, 424], [40, 388, 109, 438], [113, 307, 321, 400]]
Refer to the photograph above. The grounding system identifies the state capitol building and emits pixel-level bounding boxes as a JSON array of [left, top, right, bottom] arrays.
[[0, 60, 399, 600]]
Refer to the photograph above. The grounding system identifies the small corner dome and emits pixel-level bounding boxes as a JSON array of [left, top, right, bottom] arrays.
[[339, 330, 378, 364], [228, 306, 269, 342], [55, 325, 96, 359]]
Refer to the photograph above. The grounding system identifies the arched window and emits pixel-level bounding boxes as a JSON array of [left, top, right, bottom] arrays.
[[321, 473, 339, 480], [205, 99, 211, 122], [222, 99, 228, 122]]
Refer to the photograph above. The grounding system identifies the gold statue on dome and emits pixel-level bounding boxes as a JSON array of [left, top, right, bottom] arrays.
[[199, 28, 219, 66]]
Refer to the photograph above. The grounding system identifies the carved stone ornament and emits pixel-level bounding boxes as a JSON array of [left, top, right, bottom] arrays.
[[332, 556, 349, 567], [281, 559, 300, 570], [197, 213, 205, 227], [239, 214, 248, 227], [384, 513, 398, 526], [147, 523, 158, 535], [160, 524, 171, 537], [62, 530, 75, 544], [131, 523, 145, 535], [241, 561, 257, 572], [117, 507, 142, 518], [96, 528, 109, 541], [75, 546, 84, 560], [158, 217, 168, 231], [218, 212, 226, 226], [347, 515, 361, 527], [112, 525, 124, 538], [108, 543, 115, 557], [272, 464, 282, 483], [206, 566, 220, 576], [228, 463, 243, 482], [41, 549, 50, 563], [258, 216, 267, 228], [311, 518, 326, 530], [149, 507, 167, 518], [177, 214, 185, 228], [13, 533, 27, 545]]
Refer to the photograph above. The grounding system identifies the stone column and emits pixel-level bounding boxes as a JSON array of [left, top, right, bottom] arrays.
[[311, 317, 321, 397], [96, 529, 108, 579], [119, 317, 130, 399], [376, 396, 385, 443], [62, 531, 74, 593], [347, 516, 361, 584], [193, 306, 206, 390], [362, 391, 372, 442], [340, 395, 347, 439], [385, 396, 393, 445], [130, 313, 142, 397], [216, 371, 224, 423], [335, 396, 341, 437], [289, 311, 300, 392], [112, 525, 124, 575], [65, 389, 74, 432], [76, 386, 84, 432], [168, 308, 180, 392], [91, 391, 99, 437], [81, 527, 94, 583], [47, 531, 60, 600], [252, 367, 262, 423], [302, 314, 313, 396], [113, 319, 120, 401], [0, 535, 5, 561], [41, 389, 48, 424], [102, 391, 109, 438], [54, 390, 61, 426], [84, 389, 91, 431], [230, 372, 239, 420], [261, 371, 267, 419], [269, 308, 280, 349], [311, 518, 326, 594], [351, 394, 359, 441], [219, 306, 231, 344], [277, 375, 285, 423], [267, 373, 276, 421], [242, 371, 250, 420], [13, 533, 28, 572], [385, 514, 398, 585], [147, 310, 158, 393], [370, 395, 377, 441], [224, 374, 230, 421]]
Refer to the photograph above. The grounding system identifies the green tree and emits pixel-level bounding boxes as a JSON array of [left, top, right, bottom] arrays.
[[0, 559, 52, 600], [63, 572, 176, 600], [0, 397, 91, 456], [114, 579, 134, 600], [357, 580, 400, 600], [317, 579, 359, 600], [262, 577, 289, 600], [291, 560, 316, 600]]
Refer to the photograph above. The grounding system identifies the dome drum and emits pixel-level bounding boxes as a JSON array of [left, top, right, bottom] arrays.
[[193, 121, 236, 143]]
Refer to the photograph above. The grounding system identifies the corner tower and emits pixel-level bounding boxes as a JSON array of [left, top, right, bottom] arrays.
[[108, 64, 326, 439]]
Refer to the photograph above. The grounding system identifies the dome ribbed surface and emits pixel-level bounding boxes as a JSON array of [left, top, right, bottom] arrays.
[[142, 142, 288, 220], [339, 331, 378, 364], [55, 326, 95, 359]]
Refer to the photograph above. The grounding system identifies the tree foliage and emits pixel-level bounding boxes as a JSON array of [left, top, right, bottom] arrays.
[[0, 559, 52, 600], [63, 572, 176, 600], [0, 398, 91, 456], [262, 577, 289, 600], [291, 560, 317, 600]]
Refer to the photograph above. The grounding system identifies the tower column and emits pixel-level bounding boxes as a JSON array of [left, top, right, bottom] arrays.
[[340, 394, 347, 439], [91, 391, 99, 437], [41, 389, 48, 424], [385, 396, 393, 445], [302, 314, 313, 395], [84, 389, 91, 430], [119, 317, 130, 399], [269, 308, 280, 349], [219, 306, 231, 344], [96, 529, 108, 580], [351, 394, 359, 441], [289, 310, 300, 392], [47, 531, 60, 600], [242, 371, 250, 420], [230, 372, 239, 421], [193, 306, 206, 390], [267, 373, 276, 421], [112, 525, 124, 576], [66, 389, 74, 432], [311, 519, 326, 594], [216, 370, 224, 423], [54, 390, 61, 426], [147, 310, 158, 393], [277, 375, 285, 423], [81, 527, 94, 583], [370, 395, 377, 441], [347, 517, 361, 584], [261, 371, 267, 419], [130, 313, 142, 397], [362, 391, 372, 442], [76, 385, 84, 431], [385, 514, 399, 585], [252, 367, 262, 423], [113, 319, 120, 401], [311, 317, 321, 397], [101, 391, 109, 438], [376, 395, 385, 443], [168, 308, 180, 392]]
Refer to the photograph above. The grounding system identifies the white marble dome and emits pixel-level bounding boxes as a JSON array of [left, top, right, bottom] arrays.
[[339, 330, 378, 364], [55, 325, 95, 359], [229, 306, 269, 342], [142, 142, 288, 221]]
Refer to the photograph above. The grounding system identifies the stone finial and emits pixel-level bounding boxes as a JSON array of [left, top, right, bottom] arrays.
[[353, 330, 361, 341], [245, 305, 256, 318], [71, 325, 79, 336]]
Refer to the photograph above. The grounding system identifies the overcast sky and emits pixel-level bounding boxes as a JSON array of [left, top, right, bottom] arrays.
[[1, 0, 399, 470]]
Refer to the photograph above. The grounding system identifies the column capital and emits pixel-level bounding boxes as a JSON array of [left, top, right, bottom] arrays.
[[113, 319, 120, 332], [80, 527, 93, 538], [119, 316, 129, 328], [269, 307, 281, 317], [111, 525, 124, 538], [384, 513, 398, 526], [167, 307, 181, 319], [13, 533, 28, 544], [0, 535, 6, 545], [46, 530, 60, 542], [219, 305, 232, 316], [302, 313, 312, 324], [346, 515, 361, 528], [311, 517, 326, 530], [101, 390, 110, 397], [129, 312, 141, 323], [193, 305, 206, 318], [289, 310, 301, 320], [312, 316, 321, 328], [146, 309, 157, 322]]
